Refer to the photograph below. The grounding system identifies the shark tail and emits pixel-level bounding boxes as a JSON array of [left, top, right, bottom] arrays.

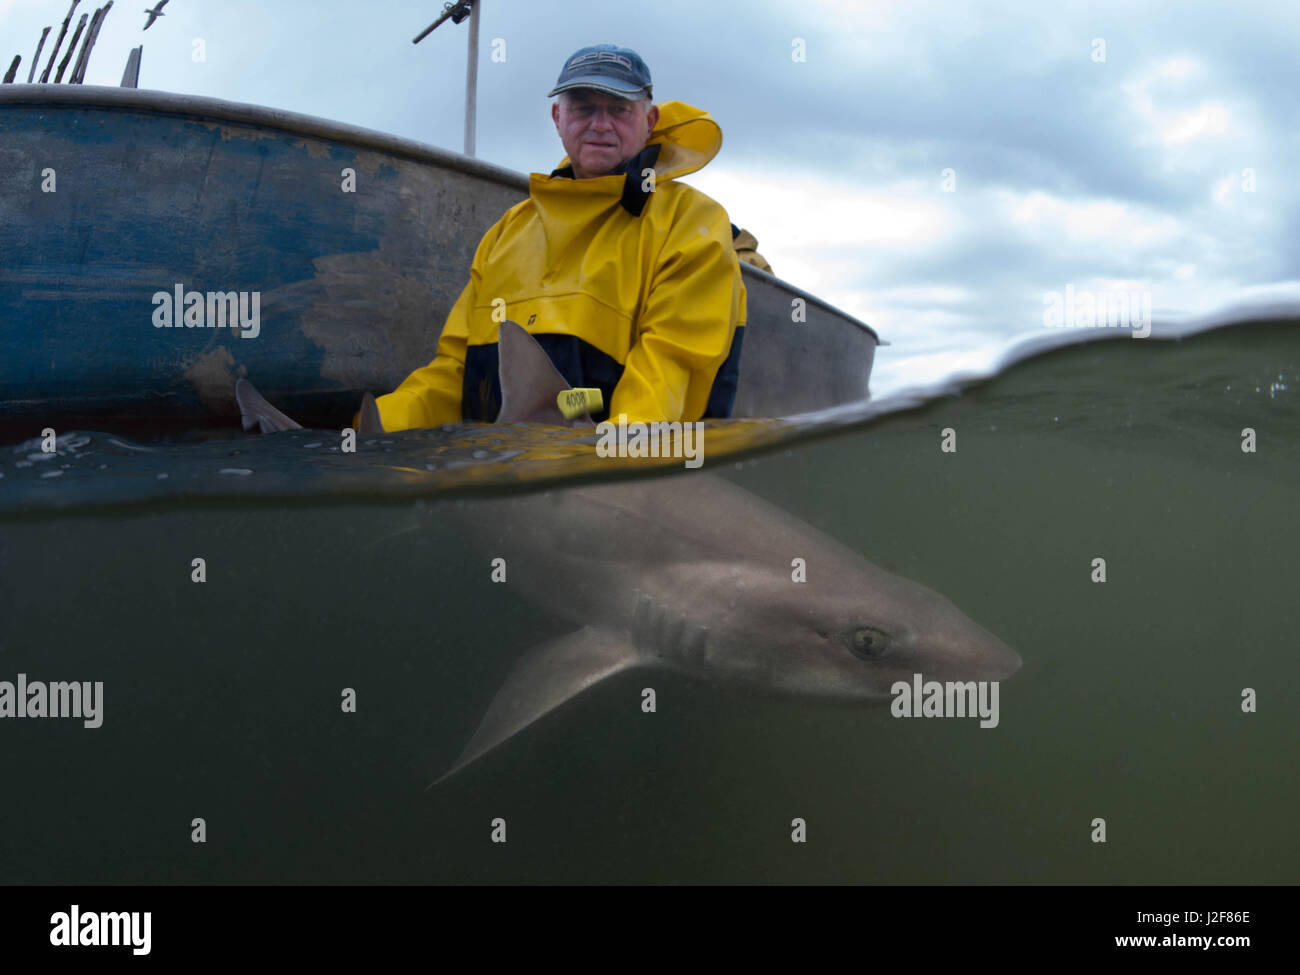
[[235, 379, 385, 435], [433, 627, 643, 786], [235, 378, 304, 433], [357, 392, 385, 435]]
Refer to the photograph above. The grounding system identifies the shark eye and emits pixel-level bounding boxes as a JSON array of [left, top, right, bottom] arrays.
[[847, 627, 891, 660]]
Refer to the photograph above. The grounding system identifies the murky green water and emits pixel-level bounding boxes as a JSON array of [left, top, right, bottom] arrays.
[[2, 320, 1296, 882]]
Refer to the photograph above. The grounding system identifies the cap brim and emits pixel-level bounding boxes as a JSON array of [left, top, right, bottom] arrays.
[[547, 80, 648, 100]]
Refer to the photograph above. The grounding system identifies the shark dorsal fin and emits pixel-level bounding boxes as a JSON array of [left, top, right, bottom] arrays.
[[496, 320, 593, 426]]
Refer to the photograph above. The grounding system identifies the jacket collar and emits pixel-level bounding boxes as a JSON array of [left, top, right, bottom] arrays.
[[548, 143, 662, 217]]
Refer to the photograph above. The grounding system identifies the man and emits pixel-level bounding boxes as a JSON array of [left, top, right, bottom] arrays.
[[731, 225, 773, 274], [368, 43, 747, 429]]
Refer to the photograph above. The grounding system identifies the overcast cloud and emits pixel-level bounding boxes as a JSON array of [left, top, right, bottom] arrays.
[[4, 0, 1297, 393]]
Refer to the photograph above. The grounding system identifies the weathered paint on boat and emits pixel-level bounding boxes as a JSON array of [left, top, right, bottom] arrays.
[[0, 86, 876, 430]]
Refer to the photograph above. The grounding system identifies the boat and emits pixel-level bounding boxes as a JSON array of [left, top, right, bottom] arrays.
[[0, 86, 877, 437]]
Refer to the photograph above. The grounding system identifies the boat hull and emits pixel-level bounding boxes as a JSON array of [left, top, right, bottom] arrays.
[[0, 87, 876, 430]]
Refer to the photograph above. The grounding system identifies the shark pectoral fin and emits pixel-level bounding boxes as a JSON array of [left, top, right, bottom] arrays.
[[357, 392, 385, 434], [434, 627, 642, 785], [234, 378, 304, 433]]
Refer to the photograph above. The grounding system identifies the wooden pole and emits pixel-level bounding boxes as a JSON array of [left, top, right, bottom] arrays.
[[3, 56, 19, 84], [120, 44, 141, 88], [87, 1, 115, 76], [69, 7, 101, 84], [27, 26, 51, 83], [55, 14, 89, 83], [464, 0, 480, 157], [72, 2, 112, 85], [411, 2, 480, 157], [39, 0, 80, 84]]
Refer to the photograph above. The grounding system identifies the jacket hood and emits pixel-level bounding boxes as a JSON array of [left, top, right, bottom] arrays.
[[551, 100, 722, 182]]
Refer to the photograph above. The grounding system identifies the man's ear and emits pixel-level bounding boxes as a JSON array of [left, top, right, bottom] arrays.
[[551, 100, 561, 132], [645, 102, 660, 136]]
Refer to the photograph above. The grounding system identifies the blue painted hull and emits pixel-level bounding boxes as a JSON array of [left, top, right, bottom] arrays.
[[0, 87, 876, 431]]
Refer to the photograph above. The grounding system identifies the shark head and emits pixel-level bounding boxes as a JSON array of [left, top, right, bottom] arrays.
[[647, 551, 1021, 705], [612, 471, 1022, 708], [434, 321, 1021, 783]]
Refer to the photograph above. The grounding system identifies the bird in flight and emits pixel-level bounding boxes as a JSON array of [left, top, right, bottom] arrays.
[[142, 0, 168, 30]]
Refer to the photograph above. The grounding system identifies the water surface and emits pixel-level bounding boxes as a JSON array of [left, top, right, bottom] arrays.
[[1, 317, 1296, 882]]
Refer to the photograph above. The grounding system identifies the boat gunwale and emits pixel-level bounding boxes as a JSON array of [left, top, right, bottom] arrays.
[[1, 84, 879, 342]]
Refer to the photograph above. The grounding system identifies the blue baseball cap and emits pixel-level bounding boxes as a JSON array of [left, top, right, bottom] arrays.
[[547, 44, 653, 100]]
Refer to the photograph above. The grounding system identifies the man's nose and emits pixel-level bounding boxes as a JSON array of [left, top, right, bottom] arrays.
[[586, 107, 617, 128]]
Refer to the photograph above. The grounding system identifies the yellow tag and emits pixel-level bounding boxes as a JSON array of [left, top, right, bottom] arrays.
[[557, 387, 604, 419]]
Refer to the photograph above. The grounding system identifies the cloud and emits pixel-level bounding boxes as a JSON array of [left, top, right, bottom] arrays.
[[2, 0, 1295, 394]]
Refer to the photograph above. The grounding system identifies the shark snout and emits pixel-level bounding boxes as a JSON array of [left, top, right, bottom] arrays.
[[983, 639, 1022, 681], [917, 608, 1022, 684], [954, 630, 1021, 684]]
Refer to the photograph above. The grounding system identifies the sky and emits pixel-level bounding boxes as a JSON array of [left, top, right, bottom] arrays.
[[4, 0, 1298, 394]]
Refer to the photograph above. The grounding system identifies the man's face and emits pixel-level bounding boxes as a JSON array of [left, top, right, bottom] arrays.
[[551, 89, 660, 179]]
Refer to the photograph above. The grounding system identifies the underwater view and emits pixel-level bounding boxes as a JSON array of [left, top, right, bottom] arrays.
[[2, 314, 1295, 883]]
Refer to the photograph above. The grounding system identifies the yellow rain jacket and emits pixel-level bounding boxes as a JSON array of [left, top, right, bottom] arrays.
[[371, 100, 746, 429]]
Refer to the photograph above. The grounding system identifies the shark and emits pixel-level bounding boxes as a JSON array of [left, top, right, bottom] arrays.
[[234, 322, 1022, 784], [234, 380, 384, 435]]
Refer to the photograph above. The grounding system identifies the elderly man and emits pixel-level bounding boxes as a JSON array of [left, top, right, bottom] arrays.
[[369, 43, 747, 428]]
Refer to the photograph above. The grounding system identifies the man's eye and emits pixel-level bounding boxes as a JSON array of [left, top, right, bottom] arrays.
[[573, 105, 630, 119]]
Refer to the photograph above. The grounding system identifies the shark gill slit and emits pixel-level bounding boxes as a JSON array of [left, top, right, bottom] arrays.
[[630, 593, 702, 664]]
